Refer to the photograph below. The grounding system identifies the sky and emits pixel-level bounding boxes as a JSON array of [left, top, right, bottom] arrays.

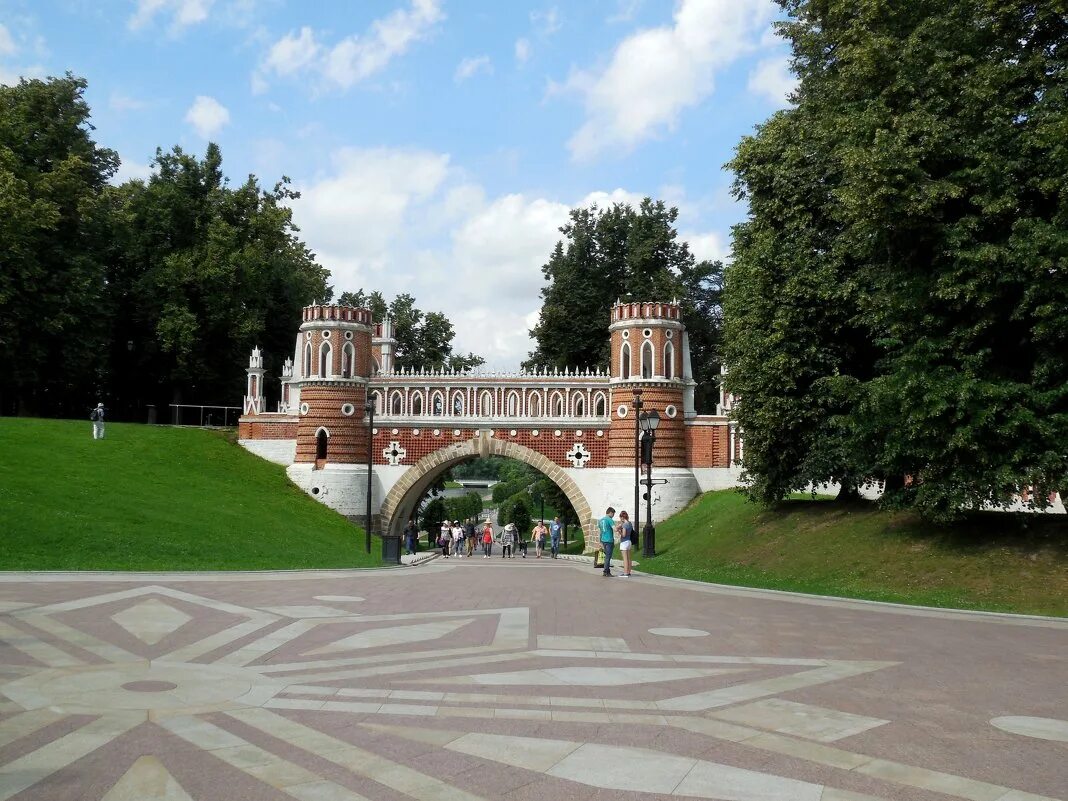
[[0, 0, 796, 368]]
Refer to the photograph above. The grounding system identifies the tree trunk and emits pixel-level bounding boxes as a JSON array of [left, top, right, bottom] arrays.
[[836, 482, 860, 502]]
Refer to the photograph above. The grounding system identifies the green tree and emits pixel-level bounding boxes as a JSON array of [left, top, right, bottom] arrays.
[[420, 496, 446, 531], [509, 497, 532, 536], [0, 74, 118, 416], [726, 0, 1068, 518], [107, 144, 331, 413], [526, 198, 723, 411]]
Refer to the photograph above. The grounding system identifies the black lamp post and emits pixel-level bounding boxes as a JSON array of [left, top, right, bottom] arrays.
[[639, 409, 661, 558], [632, 390, 643, 548], [364, 398, 375, 554]]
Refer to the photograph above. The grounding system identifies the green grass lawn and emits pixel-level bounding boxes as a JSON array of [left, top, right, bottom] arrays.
[[0, 418, 380, 570], [639, 490, 1068, 617]]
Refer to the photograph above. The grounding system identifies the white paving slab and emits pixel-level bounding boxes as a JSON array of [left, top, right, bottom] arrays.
[[536, 635, 630, 651], [110, 599, 192, 645], [990, 716, 1068, 743], [712, 698, 889, 742], [100, 756, 194, 801], [649, 627, 710, 637], [466, 666, 744, 686], [305, 619, 474, 655]]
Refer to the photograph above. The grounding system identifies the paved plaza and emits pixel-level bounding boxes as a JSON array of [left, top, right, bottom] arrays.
[[0, 558, 1065, 801]]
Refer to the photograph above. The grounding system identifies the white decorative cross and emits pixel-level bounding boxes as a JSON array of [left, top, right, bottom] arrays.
[[566, 442, 591, 468], [383, 441, 407, 466]]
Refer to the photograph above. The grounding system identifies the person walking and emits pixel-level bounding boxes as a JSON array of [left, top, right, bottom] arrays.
[[617, 510, 634, 577], [500, 523, 515, 558], [532, 521, 547, 558], [90, 403, 106, 440], [481, 520, 494, 558], [451, 521, 464, 558], [404, 519, 418, 555], [439, 520, 451, 553], [598, 506, 617, 577], [465, 520, 477, 557], [549, 516, 562, 558], [440, 522, 451, 558]]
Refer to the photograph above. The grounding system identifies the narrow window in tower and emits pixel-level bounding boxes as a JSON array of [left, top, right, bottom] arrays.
[[508, 391, 519, 416], [481, 391, 492, 416], [529, 394, 540, 417], [316, 428, 328, 460], [250, 375, 258, 397], [620, 343, 631, 379], [342, 343, 354, 378], [412, 394, 423, 415], [304, 343, 312, 377], [432, 392, 443, 416], [371, 391, 381, 414], [664, 341, 674, 380], [641, 341, 653, 379], [595, 393, 606, 417], [319, 342, 332, 378], [575, 397, 584, 417], [552, 393, 563, 416], [391, 392, 402, 415], [372, 357, 380, 376]]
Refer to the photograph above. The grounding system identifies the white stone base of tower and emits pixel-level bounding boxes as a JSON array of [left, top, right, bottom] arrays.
[[567, 466, 703, 525], [286, 463, 382, 519]]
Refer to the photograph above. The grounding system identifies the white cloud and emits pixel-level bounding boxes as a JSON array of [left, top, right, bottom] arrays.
[[184, 95, 230, 138], [0, 63, 45, 86], [128, 0, 215, 31], [454, 55, 492, 83], [263, 26, 319, 76], [109, 92, 148, 112], [257, 0, 443, 93], [112, 156, 155, 185], [514, 37, 531, 64], [747, 55, 797, 107], [562, 0, 774, 161], [531, 7, 561, 35], [608, 0, 642, 23], [288, 146, 726, 367], [0, 24, 17, 56], [681, 230, 728, 263]]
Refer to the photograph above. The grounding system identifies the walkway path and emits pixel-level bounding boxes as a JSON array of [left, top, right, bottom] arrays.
[[0, 560, 1064, 800]]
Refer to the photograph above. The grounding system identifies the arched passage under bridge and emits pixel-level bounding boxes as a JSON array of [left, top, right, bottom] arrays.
[[379, 430, 595, 546]]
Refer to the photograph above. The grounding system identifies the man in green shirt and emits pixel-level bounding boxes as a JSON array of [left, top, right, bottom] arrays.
[[598, 507, 617, 577]]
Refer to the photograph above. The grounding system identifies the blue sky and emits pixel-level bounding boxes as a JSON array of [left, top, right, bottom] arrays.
[[0, 0, 795, 367]]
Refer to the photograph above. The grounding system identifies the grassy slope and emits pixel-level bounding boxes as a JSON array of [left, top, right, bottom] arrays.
[[0, 418, 380, 570], [641, 490, 1068, 617]]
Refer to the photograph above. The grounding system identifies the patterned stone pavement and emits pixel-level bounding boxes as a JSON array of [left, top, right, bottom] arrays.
[[0, 559, 1065, 801]]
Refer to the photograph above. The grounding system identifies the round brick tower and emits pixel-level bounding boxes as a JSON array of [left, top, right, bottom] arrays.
[[293, 304, 374, 467], [607, 301, 688, 469]]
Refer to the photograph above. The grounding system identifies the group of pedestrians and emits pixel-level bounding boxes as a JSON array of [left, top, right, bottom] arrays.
[[424, 516, 566, 560]]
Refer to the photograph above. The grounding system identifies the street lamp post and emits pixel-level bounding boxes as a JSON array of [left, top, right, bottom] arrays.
[[364, 398, 375, 554], [639, 409, 661, 558], [632, 390, 643, 549]]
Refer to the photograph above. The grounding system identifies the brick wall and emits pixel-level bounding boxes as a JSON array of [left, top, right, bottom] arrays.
[[685, 421, 730, 468], [369, 426, 610, 468], [238, 417, 297, 439]]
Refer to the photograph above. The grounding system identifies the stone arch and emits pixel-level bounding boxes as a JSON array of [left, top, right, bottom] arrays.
[[379, 432, 595, 547]]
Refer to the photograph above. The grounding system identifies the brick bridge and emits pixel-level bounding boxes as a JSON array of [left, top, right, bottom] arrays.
[[239, 301, 741, 543]]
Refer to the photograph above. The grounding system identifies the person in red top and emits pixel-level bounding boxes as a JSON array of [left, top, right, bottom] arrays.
[[480, 521, 494, 558]]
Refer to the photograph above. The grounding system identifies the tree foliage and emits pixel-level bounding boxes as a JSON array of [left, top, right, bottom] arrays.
[[0, 74, 117, 416], [109, 144, 331, 411], [526, 198, 723, 411], [725, 1, 1068, 519]]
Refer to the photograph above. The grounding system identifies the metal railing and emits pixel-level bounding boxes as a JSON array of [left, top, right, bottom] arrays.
[[169, 404, 242, 427]]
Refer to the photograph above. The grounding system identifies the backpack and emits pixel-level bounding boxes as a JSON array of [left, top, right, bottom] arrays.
[[90, 409, 100, 422]]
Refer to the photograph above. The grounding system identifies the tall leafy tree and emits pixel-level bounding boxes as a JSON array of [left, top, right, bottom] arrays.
[[108, 144, 331, 414], [0, 74, 117, 416], [726, 1, 1068, 518], [526, 198, 723, 411]]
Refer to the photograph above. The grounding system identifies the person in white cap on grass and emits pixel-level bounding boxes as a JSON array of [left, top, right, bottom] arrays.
[[90, 403, 106, 440]]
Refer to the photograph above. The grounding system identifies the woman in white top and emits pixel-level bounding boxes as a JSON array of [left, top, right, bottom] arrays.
[[617, 510, 634, 578], [451, 522, 464, 558]]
